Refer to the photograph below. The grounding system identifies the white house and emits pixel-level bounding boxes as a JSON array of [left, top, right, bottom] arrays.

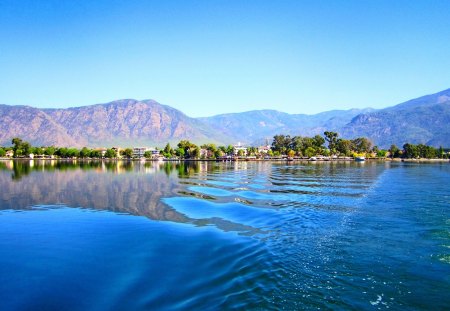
[[133, 147, 159, 158], [258, 145, 271, 154], [233, 143, 247, 156]]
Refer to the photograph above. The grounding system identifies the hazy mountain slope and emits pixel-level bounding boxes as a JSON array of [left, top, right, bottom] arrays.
[[0, 100, 229, 147], [44, 99, 230, 147], [341, 93, 450, 148], [387, 88, 450, 111], [0, 105, 80, 146], [199, 108, 374, 143], [1, 88, 449, 148]]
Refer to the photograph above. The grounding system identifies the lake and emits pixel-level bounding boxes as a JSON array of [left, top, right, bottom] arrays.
[[0, 160, 449, 310]]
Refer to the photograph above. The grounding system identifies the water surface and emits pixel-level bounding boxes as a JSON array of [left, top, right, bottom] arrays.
[[0, 160, 449, 310]]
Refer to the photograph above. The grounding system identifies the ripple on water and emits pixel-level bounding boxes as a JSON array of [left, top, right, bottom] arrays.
[[162, 196, 280, 233], [188, 186, 233, 197]]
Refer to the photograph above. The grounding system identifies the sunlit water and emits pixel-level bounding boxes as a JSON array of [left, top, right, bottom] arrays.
[[0, 160, 449, 310]]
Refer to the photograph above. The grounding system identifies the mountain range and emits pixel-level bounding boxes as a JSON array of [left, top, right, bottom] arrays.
[[1, 88, 449, 148]]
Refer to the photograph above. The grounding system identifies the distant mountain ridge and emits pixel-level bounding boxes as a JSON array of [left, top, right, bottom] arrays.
[[0, 100, 228, 147], [341, 89, 450, 147], [199, 108, 375, 145], [0, 88, 449, 148]]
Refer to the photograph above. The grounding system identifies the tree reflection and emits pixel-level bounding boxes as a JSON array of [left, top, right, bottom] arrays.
[[0, 159, 267, 234]]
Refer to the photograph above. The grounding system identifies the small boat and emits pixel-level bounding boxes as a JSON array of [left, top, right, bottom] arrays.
[[309, 157, 317, 161], [355, 156, 365, 162]]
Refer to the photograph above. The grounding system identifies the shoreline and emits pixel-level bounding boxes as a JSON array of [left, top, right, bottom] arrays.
[[1, 157, 449, 163]]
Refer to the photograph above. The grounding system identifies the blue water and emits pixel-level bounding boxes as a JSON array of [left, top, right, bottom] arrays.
[[0, 160, 449, 310]]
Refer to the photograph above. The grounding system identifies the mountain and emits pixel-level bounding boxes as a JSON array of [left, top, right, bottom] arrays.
[[0, 88, 449, 148], [0, 100, 228, 147], [199, 108, 374, 144], [200, 89, 450, 148], [341, 89, 450, 147], [0, 105, 78, 146]]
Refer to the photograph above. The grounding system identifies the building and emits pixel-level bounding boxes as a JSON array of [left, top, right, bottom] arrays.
[[95, 148, 108, 157], [258, 145, 271, 154], [133, 147, 148, 158], [200, 148, 214, 158], [133, 147, 160, 158], [233, 143, 247, 156], [5, 150, 14, 157], [149, 148, 160, 159]]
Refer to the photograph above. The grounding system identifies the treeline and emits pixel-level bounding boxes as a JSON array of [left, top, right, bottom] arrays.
[[271, 132, 448, 159], [1, 134, 448, 159], [0, 138, 235, 159], [396, 143, 447, 159], [271, 132, 374, 157], [0, 138, 122, 158]]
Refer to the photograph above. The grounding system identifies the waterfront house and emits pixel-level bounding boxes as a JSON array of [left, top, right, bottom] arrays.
[[133, 147, 148, 158], [258, 145, 271, 154], [133, 147, 159, 159], [200, 148, 214, 158], [5, 150, 13, 158], [96, 148, 107, 157], [233, 143, 247, 156]]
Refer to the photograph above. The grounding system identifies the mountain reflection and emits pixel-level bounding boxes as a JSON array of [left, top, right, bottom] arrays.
[[0, 160, 267, 234], [0, 159, 385, 235]]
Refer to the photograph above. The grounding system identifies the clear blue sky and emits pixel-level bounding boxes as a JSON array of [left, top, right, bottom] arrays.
[[1, 0, 449, 117]]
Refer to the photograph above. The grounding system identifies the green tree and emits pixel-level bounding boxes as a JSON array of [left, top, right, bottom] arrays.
[[352, 137, 372, 153], [247, 146, 258, 156], [11, 137, 23, 154], [214, 149, 223, 158], [121, 148, 133, 159], [34, 147, 43, 155], [418, 144, 436, 159], [144, 150, 153, 159], [291, 136, 305, 154], [177, 140, 199, 159], [336, 139, 352, 156], [218, 146, 226, 154], [438, 146, 444, 159], [191, 146, 200, 159], [105, 148, 117, 158], [226, 145, 234, 155], [22, 142, 31, 156], [67, 148, 80, 158], [0, 148, 5, 157], [11, 137, 32, 157], [304, 147, 316, 158], [175, 147, 185, 158], [56, 147, 67, 158], [376, 150, 387, 158], [389, 144, 399, 158], [403, 143, 418, 158], [272, 135, 291, 155], [80, 147, 91, 158], [45, 146, 56, 156], [163, 143, 174, 158], [324, 131, 338, 153], [312, 135, 325, 154]]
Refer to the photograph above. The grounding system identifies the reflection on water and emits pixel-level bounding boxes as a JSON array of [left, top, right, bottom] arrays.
[[0, 160, 382, 235], [0, 160, 449, 309]]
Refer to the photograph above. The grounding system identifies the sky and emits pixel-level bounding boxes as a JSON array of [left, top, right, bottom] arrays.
[[1, 0, 450, 117]]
